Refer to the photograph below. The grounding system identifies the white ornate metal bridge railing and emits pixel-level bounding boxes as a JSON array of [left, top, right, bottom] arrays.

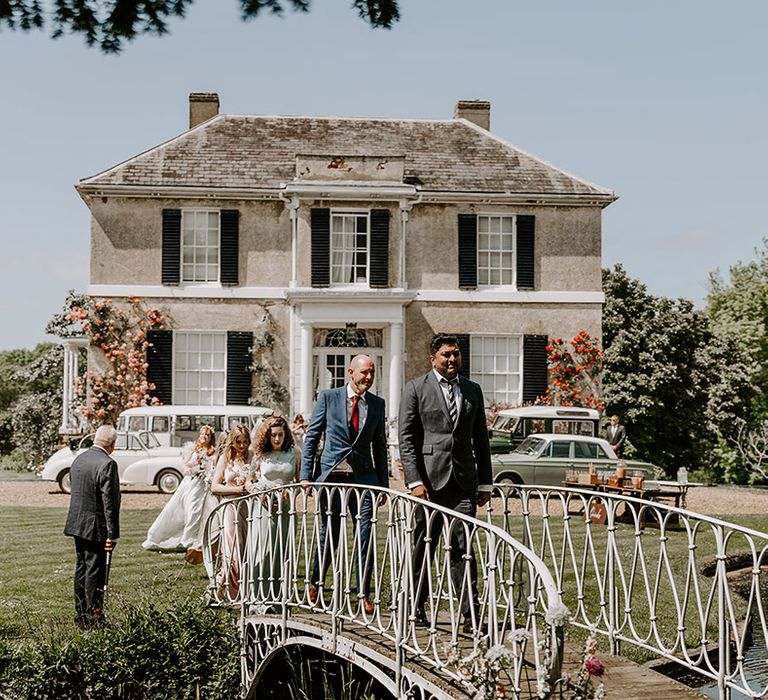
[[489, 484, 768, 700], [203, 484, 565, 699]]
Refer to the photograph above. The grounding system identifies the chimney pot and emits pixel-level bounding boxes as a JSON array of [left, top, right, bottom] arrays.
[[189, 92, 219, 129], [454, 99, 491, 131]]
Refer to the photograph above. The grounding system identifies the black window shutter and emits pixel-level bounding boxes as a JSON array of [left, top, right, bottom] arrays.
[[226, 331, 253, 405], [311, 208, 331, 287], [220, 209, 239, 286], [516, 215, 535, 290], [369, 209, 390, 288], [455, 333, 471, 378], [523, 334, 548, 403], [458, 214, 477, 289], [161, 209, 181, 285], [146, 330, 173, 405]]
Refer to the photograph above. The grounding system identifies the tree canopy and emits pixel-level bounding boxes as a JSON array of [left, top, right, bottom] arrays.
[[706, 237, 768, 418], [0, 0, 401, 52], [601, 264, 755, 477]]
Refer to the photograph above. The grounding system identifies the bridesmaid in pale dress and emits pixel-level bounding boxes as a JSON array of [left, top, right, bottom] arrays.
[[210, 425, 253, 601], [249, 416, 297, 602], [142, 425, 216, 552]]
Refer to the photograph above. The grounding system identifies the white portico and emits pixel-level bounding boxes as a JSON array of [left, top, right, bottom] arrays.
[[286, 290, 415, 425]]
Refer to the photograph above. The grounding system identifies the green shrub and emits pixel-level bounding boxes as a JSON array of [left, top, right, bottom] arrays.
[[9, 392, 62, 470], [0, 597, 240, 699]]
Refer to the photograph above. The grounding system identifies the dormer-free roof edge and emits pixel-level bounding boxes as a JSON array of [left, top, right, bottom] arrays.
[[455, 117, 617, 200]]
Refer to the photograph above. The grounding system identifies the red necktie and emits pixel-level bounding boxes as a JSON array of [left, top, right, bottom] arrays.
[[350, 395, 360, 438]]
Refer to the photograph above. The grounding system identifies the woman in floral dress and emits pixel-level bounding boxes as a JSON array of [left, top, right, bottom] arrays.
[[210, 425, 253, 600]]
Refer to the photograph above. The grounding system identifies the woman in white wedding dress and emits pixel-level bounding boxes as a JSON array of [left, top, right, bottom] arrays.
[[142, 425, 216, 552], [249, 415, 297, 602]]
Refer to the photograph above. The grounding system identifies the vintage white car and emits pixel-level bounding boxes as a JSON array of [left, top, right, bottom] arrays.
[[39, 431, 187, 494]]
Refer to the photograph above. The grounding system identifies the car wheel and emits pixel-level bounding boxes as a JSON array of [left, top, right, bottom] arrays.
[[157, 469, 182, 494], [494, 473, 522, 493], [57, 469, 71, 494]]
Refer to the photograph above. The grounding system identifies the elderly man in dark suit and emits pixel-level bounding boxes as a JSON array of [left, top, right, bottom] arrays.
[[399, 333, 492, 631], [64, 424, 121, 629], [301, 354, 389, 614]]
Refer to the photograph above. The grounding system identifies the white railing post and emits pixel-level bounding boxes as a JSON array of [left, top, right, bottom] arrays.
[[605, 498, 618, 656], [716, 526, 731, 700]]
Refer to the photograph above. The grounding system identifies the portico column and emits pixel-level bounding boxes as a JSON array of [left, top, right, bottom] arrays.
[[299, 322, 313, 418], [388, 321, 403, 436], [60, 343, 72, 433], [60, 337, 88, 433]]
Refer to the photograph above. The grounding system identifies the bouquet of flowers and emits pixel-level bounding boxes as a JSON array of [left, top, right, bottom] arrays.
[[229, 460, 253, 487]]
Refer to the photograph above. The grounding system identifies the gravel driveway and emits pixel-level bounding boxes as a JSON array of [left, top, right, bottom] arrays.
[[1, 475, 766, 516]]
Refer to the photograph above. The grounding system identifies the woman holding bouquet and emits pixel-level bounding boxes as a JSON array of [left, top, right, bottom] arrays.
[[142, 425, 217, 552], [210, 425, 253, 600], [249, 416, 297, 601]]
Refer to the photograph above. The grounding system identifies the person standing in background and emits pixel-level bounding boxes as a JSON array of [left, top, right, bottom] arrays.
[[606, 414, 627, 458]]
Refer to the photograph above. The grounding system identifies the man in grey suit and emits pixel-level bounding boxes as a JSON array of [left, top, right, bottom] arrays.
[[399, 333, 492, 630], [64, 425, 121, 629], [301, 354, 389, 613]]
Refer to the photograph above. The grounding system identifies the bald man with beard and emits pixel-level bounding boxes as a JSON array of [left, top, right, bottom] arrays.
[[301, 354, 389, 614]]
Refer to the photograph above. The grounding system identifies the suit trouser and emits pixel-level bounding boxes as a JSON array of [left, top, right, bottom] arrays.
[[412, 484, 478, 619], [311, 476, 375, 598], [73, 536, 107, 624]]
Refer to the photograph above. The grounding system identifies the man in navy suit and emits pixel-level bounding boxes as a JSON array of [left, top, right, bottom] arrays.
[[64, 424, 121, 629], [301, 354, 389, 613]]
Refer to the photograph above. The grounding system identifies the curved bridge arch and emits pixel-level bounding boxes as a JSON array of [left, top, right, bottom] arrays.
[[203, 485, 565, 699]]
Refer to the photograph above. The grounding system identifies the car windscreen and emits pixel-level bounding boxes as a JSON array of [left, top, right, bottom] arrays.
[[513, 436, 545, 455], [140, 432, 161, 449]]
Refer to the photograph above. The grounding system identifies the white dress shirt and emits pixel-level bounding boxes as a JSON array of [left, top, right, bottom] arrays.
[[346, 382, 368, 430]]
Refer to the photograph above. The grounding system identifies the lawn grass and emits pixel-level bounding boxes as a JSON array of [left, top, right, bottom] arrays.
[[3, 502, 766, 664], [0, 507, 208, 639], [490, 508, 768, 663]]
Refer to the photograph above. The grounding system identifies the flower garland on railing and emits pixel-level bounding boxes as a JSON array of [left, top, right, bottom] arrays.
[[447, 604, 605, 699], [66, 296, 167, 425]]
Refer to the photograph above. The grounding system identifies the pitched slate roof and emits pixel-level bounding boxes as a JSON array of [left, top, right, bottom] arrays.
[[80, 114, 613, 197]]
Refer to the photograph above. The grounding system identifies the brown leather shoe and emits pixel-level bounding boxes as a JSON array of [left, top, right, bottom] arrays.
[[362, 598, 375, 615], [185, 548, 203, 565], [308, 585, 318, 604]]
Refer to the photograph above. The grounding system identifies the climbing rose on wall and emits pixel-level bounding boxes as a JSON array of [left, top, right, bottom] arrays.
[[545, 330, 604, 410], [67, 296, 167, 426]]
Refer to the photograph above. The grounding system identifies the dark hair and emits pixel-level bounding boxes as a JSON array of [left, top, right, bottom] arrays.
[[429, 333, 461, 356], [253, 415, 294, 457]]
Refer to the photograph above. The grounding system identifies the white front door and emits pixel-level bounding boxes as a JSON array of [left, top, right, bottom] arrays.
[[311, 327, 386, 401], [313, 349, 385, 397]]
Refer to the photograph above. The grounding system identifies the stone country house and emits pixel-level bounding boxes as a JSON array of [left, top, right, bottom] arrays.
[[63, 93, 616, 435]]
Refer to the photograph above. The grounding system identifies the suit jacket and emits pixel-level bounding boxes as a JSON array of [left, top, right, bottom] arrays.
[[399, 371, 492, 493], [301, 386, 389, 487], [606, 424, 626, 448], [64, 446, 121, 542]]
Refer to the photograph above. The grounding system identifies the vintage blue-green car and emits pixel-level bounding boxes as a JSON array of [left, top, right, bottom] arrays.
[[492, 433, 661, 486]]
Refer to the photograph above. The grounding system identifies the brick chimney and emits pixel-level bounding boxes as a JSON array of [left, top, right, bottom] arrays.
[[189, 92, 219, 129], [454, 99, 491, 131]]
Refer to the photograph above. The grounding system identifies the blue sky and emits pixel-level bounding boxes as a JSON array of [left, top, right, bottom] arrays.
[[1, 0, 765, 350]]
